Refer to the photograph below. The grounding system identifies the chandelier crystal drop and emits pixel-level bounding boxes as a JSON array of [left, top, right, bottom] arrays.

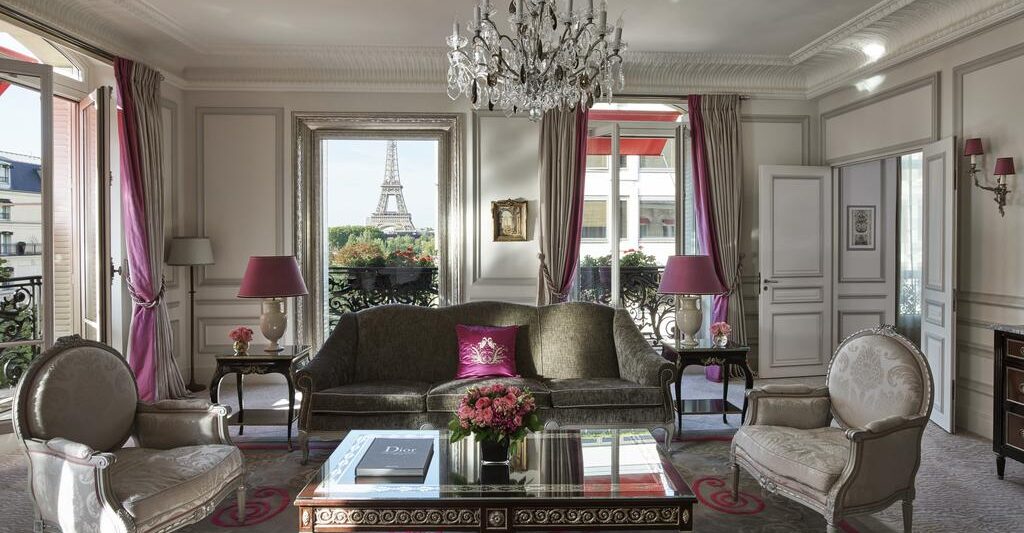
[[446, 0, 626, 120]]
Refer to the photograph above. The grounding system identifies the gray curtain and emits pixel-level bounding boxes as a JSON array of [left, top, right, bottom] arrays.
[[700, 95, 746, 344], [537, 108, 588, 305]]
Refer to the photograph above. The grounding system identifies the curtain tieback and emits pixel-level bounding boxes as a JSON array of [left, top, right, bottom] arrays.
[[127, 274, 166, 309], [722, 254, 744, 297], [538, 252, 568, 302]]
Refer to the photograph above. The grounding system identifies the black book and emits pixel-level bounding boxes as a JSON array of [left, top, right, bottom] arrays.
[[355, 438, 434, 478]]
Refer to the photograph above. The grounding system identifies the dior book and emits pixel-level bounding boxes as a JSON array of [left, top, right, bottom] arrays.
[[355, 438, 434, 478]]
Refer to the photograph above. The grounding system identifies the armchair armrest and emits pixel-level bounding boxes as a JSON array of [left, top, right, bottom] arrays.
[[831, 414, 929, 510], [745, 385, 832, 429], [24, 438, 131, 531], [134, 399, 233, 449], [613, 309, 675, 388]]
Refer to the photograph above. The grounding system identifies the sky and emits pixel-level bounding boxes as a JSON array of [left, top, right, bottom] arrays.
[[0, 83, 42, 157], [323, 139, 439, 229]]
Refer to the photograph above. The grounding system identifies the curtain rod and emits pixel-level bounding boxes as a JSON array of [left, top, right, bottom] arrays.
[[623, 93, 751, 101], [0, 6, 115, 63]]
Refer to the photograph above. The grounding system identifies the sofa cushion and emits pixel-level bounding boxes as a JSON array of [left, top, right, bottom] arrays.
[[426, 377, 551, 412], [538, 303, 619, 379], [310, 381, 430, 413], [455, 324, 519, 379], [732, 425, 850, 493], [546, 378, 664, 408], [111, 445, 242, 530]]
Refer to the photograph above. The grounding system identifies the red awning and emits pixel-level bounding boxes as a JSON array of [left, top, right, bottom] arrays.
[[662, 218, 675, 225], [639, 217, 651, 224], [587, 137, 668, 156], [589, 110, 681, 122]]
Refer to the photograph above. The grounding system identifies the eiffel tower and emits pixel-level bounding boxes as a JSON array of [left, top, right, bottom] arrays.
[[368, 140, 415, 232]]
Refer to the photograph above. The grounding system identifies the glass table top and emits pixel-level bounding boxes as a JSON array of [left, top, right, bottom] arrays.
[[302, 429, 692, 502]]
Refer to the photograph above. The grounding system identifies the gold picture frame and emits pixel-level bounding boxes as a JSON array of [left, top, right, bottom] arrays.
[[492, 199, 528, 242]]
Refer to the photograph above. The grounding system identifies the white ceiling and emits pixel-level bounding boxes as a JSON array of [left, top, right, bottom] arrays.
[[4, 0, 1023, 97]]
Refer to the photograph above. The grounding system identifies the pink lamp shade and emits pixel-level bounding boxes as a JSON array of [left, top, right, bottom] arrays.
[[963, 138, 985, 157], [237, 256, 308, 298], [657, 255, 727, 295], [994, 157, 1016, 176]]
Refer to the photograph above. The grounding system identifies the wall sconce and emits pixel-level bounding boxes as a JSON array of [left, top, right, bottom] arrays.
[[965, 137, 1014, 217]]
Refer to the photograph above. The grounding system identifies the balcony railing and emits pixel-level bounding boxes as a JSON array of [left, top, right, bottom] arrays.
[[0, 242, 43, 256], [574, 266, 677, 345], [0, 275, 42, 387], [328, 266, 438, 329]]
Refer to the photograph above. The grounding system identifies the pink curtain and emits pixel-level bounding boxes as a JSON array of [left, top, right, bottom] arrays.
[[689, 95, 746, 343], [116, 58, 187, 401], [538, 108, 590, 304]]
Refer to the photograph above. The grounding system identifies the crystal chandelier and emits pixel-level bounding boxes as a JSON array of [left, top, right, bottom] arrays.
[[446, 0, 626, 120]]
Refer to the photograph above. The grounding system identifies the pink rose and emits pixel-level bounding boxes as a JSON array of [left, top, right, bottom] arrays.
[[475, 397, 491, 409]]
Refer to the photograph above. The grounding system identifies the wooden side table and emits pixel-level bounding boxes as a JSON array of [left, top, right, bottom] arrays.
[[210, 344, 311, 449], [661, 340, 753, 432]]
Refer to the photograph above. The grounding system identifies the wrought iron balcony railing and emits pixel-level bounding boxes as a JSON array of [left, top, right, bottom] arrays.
[[574, 266, 677, 345], [0, 275, 42, 387], [328, 266, 438, 329], [0, 242, 43, 256]]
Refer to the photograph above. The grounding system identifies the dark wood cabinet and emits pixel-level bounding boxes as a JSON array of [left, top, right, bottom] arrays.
[[993, 325, 1024, 479]]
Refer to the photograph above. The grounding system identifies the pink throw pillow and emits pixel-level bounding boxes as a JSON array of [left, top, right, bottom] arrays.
[[455, 324, 519, 379]]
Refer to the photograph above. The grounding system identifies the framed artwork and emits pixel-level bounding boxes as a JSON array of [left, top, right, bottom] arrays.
[[847, 205, 876, 251], [492, 199, 528, 242]]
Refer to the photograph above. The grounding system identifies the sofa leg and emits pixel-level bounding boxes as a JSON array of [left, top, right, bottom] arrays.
[[236, 484, 247, 524], [299, 430, 310, 465], [902, 499, 913, 533], [729, 461, 739, 501]]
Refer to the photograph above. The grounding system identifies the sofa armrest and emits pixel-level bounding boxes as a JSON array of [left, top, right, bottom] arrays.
[[295, 312, 358, 397], [134, 399, 233, 448], [24, 438, 132, 531], [831, 414, 928, 509], [613, 309, 675, 388], [745, 385, 832, 429]]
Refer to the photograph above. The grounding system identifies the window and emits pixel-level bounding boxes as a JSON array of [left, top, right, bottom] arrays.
[[586, 155, 608, 169], [897, 152, 924, 347], [639, 200, 675, 239], [0, 164, 10, 189], [581, 198, 627, 239], [640, 138, 676, 169], [0, 200, 10, 221], [0, 22, 83, 81]]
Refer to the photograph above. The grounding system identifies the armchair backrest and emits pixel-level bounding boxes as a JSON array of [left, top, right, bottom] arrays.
[[14, 336, 138, 452], [826, 326, 933, 429]]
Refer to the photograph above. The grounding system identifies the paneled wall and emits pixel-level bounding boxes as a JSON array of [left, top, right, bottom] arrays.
[[817, 15, 1024, 438], [160, 83, 187, 382]]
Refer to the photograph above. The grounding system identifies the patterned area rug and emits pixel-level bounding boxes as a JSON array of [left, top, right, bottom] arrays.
[[2, 425, 1023, 532]]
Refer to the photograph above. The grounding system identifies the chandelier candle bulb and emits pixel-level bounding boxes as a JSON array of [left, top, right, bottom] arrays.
[[614, 26, 622, 49], [587, 0, 593, 17], [473, 6, 481, 26]]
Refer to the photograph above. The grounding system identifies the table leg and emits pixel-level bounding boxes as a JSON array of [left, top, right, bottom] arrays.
[[740, 361, 754, 424], [722, 363, 730, 424], [236, 373, 245, 435], [286, 371, 296, 451], [675, 366, 683, 433]]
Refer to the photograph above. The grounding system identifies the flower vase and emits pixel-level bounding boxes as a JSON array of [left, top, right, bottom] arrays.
[[713, 333, 729, 348], [479, 439, 510, 465], [232, 340, 248, 356], [705, 364, 723, 383]]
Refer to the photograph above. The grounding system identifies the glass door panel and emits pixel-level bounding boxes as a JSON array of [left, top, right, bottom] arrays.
[[77, 87, 113, 342], [0, 58, 53, 398]]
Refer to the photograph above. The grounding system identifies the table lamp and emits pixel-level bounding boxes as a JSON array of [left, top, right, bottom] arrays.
[[166, 237, 214, 392], [657, 255, 727, 348], [237, 255, 308, 352]]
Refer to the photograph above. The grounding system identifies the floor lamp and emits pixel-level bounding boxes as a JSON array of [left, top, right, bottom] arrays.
[[167, 237, 215, 393]]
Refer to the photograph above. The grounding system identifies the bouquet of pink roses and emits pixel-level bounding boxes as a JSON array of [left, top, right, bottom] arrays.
[[710, 322, 732, 337], [229, 326, 254, 343], [449, 383, 543, 453]]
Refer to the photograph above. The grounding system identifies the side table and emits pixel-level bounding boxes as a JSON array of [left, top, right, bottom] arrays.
[[210, 344, 311, 449], [661, 340, 753, 432]]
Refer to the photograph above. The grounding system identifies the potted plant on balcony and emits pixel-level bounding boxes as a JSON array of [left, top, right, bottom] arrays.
[[449, 383, 543, 464]]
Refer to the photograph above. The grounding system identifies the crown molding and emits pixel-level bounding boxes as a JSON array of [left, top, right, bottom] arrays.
[[789, 0, 920, 64]]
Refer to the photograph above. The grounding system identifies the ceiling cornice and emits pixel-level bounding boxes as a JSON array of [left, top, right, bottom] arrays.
[[2, 0, 1022, 99]]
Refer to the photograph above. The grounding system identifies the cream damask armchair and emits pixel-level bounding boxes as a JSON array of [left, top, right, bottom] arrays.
[[14, 336, 246, 533], [730, 326, 933, 533]]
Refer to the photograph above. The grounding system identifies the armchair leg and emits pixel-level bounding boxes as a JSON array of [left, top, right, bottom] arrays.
[[237, 484, 247, 525], [299, 430, 310, 465], [902, 499, 913, 533], [729, 461, 739, 501]]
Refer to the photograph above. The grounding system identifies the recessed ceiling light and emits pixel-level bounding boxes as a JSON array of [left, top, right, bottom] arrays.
[[862, 43, 886, 62]]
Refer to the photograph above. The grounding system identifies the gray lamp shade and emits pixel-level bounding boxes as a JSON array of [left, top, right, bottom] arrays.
[[166, 238, 214, 266]]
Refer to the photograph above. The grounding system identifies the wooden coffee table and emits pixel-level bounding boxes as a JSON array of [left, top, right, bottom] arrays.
[[295, 428, 696, 532]]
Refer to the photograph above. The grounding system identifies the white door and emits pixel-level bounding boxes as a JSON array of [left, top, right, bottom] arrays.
[[920, 137, 956, 433], [78, 87, 115, 342], [758, 165, 833, 378]]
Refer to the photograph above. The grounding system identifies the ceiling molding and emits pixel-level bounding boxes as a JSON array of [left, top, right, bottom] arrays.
[[2, 0, 1022, 99]]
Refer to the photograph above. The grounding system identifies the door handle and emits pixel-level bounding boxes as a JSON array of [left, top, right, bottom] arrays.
[[762, 279, 778, 284], [762, 278, 778, 292]]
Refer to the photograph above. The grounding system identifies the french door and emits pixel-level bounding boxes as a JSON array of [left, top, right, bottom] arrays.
[[0, 58, 53, 391]]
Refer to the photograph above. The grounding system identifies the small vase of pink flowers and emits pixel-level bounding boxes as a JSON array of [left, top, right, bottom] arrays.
[[449, 383, 543, 464], [229, 326, 254, 356], [710, 321, 732, 348]]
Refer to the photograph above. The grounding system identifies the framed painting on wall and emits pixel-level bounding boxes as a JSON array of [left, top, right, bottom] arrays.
[[847, 205, 876, 251], [492, 198, 527, 241]]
